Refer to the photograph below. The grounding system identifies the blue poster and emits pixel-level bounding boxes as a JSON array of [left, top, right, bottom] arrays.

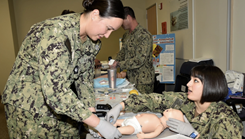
[[152, 34, 175, 84]]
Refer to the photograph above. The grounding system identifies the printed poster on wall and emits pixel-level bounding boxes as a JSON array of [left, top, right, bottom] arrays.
[[153, 33, 175, 84], [170, 0, 188, 31]]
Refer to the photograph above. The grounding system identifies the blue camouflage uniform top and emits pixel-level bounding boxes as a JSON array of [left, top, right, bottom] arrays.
[[116, 24, 155, 85], [2, 13, 100, 121], [123, 92, 243, 139]]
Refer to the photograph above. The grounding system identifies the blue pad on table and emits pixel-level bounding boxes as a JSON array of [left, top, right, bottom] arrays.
[[94, 78, 126, 88]]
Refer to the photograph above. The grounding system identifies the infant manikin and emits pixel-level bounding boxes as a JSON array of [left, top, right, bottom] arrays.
[[113, 108, 184, 139]]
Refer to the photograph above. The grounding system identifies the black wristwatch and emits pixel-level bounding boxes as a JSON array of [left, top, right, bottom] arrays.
[[189, 131, 198, 138], [96, 104, 112, 110]]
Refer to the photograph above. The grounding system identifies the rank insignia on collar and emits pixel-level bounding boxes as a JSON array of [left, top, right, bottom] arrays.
[[74, 66, 79, 74], [95, 44, 100, 50]]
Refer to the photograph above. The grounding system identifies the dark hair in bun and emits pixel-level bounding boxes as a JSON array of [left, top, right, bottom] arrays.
[[82, 0, 94, 8], [82, 0, 124, 19], [61, 10, 75, 15]]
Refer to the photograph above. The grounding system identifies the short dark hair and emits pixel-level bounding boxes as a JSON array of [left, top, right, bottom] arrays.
[[82, 0, 124, 19], [191, 65, 228, 104], [123, 6, 136, 19]]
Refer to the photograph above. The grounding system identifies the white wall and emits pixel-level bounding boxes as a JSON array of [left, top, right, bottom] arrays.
[[195, 0, 228, 71], [232, 0, 245, 73], [145, 0, 245, 74], [13, 0, 85, 47], [0, 0, 16, 94]]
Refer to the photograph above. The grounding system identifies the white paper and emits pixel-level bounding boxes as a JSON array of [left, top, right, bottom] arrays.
[[165, 45, 174, 51], [160, 53, 174, 65], [157, 74, 162, 82], [162, 66, 174, 82]]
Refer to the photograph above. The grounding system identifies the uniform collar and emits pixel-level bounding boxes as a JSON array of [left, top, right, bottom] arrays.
[[191, 102, 218, 124], [70, 13, 101, 55], [129, 24, 141, 35]]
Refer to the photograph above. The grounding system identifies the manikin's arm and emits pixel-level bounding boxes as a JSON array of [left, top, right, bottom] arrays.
[[137, 125, 164, 139]]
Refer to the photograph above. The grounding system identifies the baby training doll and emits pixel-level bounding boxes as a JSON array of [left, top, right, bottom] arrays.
[[113, 108, 184, 139]]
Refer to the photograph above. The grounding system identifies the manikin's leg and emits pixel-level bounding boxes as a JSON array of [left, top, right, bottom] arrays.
[[114, 119, 124, 127], [114, 119, 135, 135], [117, 126, 135, 135]]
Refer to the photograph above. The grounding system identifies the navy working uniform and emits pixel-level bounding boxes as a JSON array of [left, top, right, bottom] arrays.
[[1, 13, 100, 138], [116, 24, 155, 94], [123, 92, 243, 139]]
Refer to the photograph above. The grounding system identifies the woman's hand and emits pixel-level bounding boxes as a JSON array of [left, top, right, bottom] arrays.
[[119, 71, 126, 78], [166, 117, 199, 138], [105, 103, 123, 124], [88, 128, 103, 139], [109, 61, 119, 69], [94, 120, 122, 139]]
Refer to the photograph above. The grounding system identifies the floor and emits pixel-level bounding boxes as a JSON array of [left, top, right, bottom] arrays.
[[0, 97, 10, 139]]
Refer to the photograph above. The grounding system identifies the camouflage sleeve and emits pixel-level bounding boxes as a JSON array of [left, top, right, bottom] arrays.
[[123, 92, 187, 113], [76, 40, 101, 108], [118, 34, 153, 70], [115, 44, 126, 62], [38, 33, 92, 121], [205, 117, 243, 139], [75, 63, 96, 108], [116, 33, 126, 62]]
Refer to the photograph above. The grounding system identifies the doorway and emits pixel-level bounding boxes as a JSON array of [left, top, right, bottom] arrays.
[[147, 4, 157, 35]]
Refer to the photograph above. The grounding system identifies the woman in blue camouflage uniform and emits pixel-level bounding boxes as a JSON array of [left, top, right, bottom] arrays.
[[1, 0, 125, 138], [106, 65, 243, 139]]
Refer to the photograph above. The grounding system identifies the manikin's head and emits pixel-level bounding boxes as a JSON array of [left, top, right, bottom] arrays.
[[160, 108, 184, 128]]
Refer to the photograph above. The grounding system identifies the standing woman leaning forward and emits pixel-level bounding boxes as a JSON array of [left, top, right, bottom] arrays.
[[106, 65, 243, 138], [1, 0, 124, 138]]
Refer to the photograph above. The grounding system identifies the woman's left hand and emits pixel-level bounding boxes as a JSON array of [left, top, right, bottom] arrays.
[[88, 128, 103, 139], [166, 117, 198, 137], [120, 71, 126, 78], [109, 61, 119, 69]]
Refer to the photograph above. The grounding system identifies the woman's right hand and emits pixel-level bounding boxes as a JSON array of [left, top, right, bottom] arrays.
[[109, 60, 119, 69], [94, 119, 122, 139], [105, 103, 123, 124]]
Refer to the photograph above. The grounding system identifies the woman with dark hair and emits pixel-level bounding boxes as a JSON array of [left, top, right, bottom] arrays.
[[106, 65, 243, 138], [2, 0, 124, 138]]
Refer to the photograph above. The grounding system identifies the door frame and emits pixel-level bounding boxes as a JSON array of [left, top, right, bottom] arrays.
[[146, 3, 158, 35]]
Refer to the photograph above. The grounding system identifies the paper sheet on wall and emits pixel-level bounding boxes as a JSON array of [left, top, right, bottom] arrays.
[[162, 66, 174, 82], [160, 53, 174, 65], [165, 44, 175, 51], [170, 0, 188, 31]]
